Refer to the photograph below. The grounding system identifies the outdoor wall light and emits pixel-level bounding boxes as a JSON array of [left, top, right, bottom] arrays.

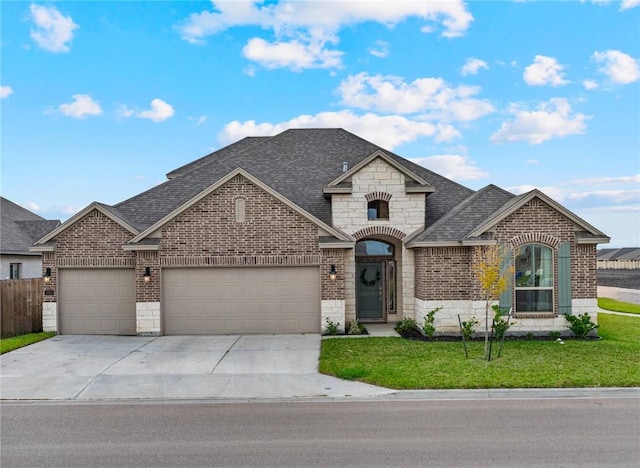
[[329, 264, 337, 281], [143, 267, 151, 283], [43, 267, 51, 283]]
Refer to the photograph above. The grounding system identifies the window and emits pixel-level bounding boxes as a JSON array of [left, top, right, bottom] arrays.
[[515, 244, 553, 313], [9, 263, 21, 279], [367, 200, 389, 220], [355, 240, 394, 256]]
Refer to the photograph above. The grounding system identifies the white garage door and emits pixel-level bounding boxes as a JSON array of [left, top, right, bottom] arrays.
[[59, 269, 136, 335], [162, 267, 321, 335]]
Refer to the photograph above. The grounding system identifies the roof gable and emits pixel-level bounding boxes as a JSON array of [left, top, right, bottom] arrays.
[[467, 189, 610, 242], [127, 168, 353, 245], [33, 202, 139, 247], [325, 150, 434, 193]]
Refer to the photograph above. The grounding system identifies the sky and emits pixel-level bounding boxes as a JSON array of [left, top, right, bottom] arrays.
[[1, 0, 639, 248]]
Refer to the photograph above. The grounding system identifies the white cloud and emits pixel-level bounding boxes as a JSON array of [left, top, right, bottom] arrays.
[[410, 155, 489, 181], [114, 103, 135, 119], [219, 110, 460, 150], [620, 0, 640, 10], [56, 94, 103, 118], [523, 55, 569, 86], [460, 57, 488, 76], [491, 98, 589, 145], [20, 201, 41, 212], [369, 40, 389, 58], [337, 72, 494, 121], [0, 86, 13, 98], [526, 159, 541, 165], [592, 49, 640, 84], [582, 79, 599, 90], [242, 36, 342, 70], [136, 99, 175, 122], [29, 4, 78, 53], [177, 1, 473, 70]]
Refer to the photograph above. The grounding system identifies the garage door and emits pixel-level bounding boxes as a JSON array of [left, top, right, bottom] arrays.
[[162, 267, 320, 334], [59, 269, 136, 335]]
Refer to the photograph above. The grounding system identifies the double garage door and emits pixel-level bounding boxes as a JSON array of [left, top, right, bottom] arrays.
[[58, 267, 320, 335], [162, 267, 320, 334]]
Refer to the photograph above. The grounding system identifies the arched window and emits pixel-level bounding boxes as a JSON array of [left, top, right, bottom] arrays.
[[367, 200, 389, 220], [355, 240, 394, 256], [515, 243, 553, 313]]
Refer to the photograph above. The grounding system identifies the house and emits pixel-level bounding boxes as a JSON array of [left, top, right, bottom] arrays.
[[30, 129, 609, 336], [597, 248, 640, 270], [1, 197, 60, 280]]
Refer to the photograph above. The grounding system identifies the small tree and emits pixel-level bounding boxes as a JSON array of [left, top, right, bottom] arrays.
[[471, 244, 513, 360]]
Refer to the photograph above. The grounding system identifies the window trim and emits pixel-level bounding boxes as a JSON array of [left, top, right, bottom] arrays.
[[9, 263, 21, 279]]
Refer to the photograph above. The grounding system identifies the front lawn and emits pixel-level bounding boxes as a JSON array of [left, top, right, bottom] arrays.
[[598, 297, 640, 315], [0, 332, 56, 355], [319, 314, 640, 389]]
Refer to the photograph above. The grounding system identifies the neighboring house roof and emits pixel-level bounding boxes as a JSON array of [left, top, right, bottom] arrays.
[[597, 248, 640, 261], [1, 197, 60, 255]]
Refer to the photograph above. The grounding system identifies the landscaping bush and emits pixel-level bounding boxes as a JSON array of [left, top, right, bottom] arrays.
[[565, 313, 599, 339]]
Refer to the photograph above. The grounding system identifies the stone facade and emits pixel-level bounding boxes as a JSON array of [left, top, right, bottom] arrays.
[[332, 158, 425, 235]]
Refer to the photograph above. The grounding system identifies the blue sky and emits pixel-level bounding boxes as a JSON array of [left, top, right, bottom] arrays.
[[2, 1, 639, 247]]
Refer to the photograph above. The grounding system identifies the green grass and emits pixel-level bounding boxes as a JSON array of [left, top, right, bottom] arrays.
[[598, 297, 640, 315], [319, 314, 640, 389], [0, 332, 56, 354]]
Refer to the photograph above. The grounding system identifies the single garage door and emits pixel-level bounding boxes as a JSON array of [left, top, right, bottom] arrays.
[[59, 269, 136, 335], [162, 267, 321, 334]]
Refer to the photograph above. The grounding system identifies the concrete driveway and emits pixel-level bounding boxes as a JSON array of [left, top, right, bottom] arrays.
[[0, 334, 390, 401]]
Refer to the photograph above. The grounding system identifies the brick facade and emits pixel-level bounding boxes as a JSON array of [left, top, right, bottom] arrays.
[[44, 210, 135, 303], [161, 175, 319, 258], [414, 247, 475, 301], [414, 197, 597, 316]]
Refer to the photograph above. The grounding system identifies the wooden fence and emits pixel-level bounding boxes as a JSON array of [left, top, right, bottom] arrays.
[[1, 278, 43, 338]]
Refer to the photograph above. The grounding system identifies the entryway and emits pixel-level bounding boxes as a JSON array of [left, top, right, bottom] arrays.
[[355, 239, 396, 322]]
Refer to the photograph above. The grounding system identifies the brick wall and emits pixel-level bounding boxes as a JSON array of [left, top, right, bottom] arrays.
[[136, 250, 160, 302], [161, 175, 320, 258], [46, 210, 135, 302], [414, 247, 475, 301], [321, 249, 345, 300]]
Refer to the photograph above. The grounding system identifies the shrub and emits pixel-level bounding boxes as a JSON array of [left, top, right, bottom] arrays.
[[549, 331, 562, 340], [460, 317, 478, 341], [422, 307, 442, 339], [324, 318, 340, 335], [492, 313, 511, 340], [348, 320, 363, 335], [565, 313, 599, 339], [395, 318, 419, 337]]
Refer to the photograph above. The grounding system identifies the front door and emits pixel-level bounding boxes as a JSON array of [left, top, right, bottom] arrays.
[[356, 262, 383, 320]]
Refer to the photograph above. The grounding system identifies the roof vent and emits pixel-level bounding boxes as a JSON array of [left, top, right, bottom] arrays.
[[342, 162, 348, 172]]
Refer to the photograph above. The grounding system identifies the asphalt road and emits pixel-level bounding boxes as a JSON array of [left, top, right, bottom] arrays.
[[2, 398, 639, 467]]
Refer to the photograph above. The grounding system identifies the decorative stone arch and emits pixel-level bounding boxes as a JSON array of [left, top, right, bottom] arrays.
[[509, 232, 560, 250], [353, 226, 406, 241], [365, 191, 392, 202]]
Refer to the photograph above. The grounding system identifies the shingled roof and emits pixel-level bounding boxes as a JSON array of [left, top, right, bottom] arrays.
[[1, 197, 60, 255], [408, 184, 515, 244], [114, 128, 475, 231]]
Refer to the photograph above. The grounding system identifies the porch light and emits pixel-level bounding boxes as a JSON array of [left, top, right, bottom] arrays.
[[43, 267, 51, 283], [329, 264, 337, 281], [143, 267, 151, 283]]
